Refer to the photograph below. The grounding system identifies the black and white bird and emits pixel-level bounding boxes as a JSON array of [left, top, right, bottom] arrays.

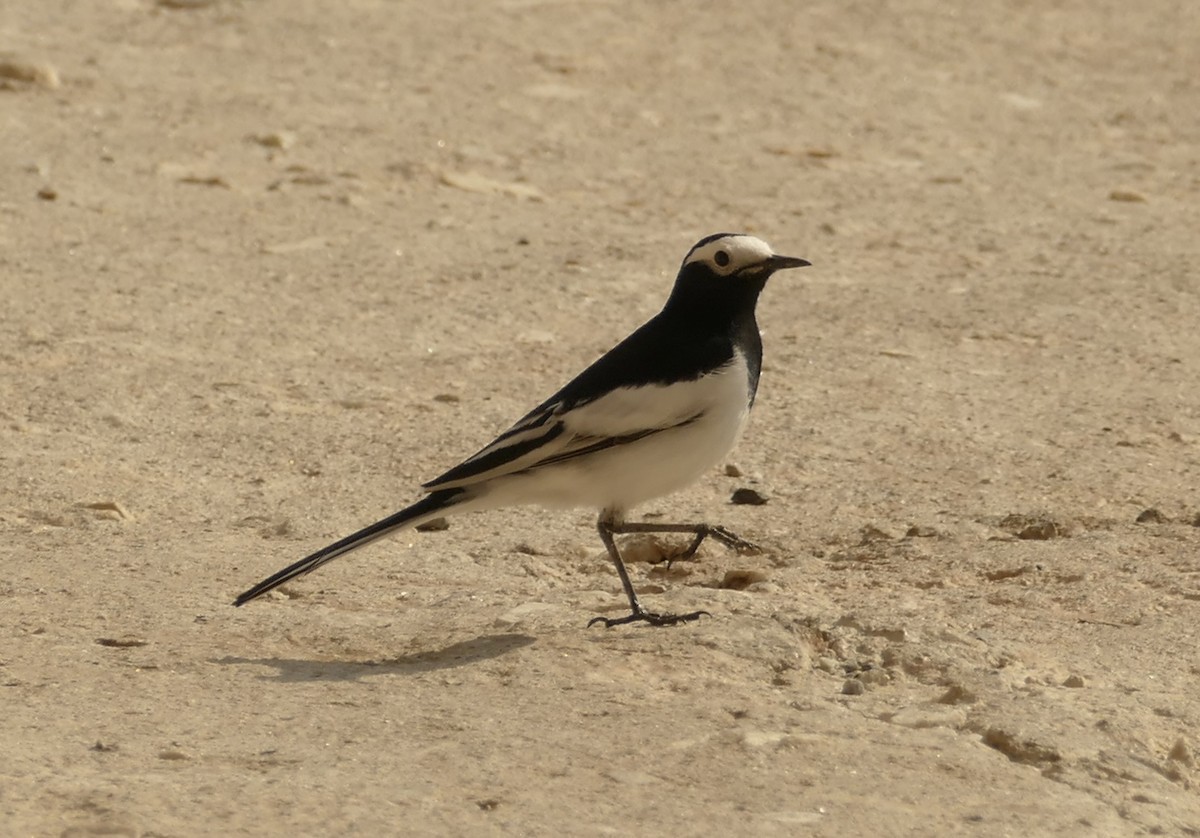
[[235, 233, 810, 627]]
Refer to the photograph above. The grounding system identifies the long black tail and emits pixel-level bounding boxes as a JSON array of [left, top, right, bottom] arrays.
[[233, 489, 466, 606]]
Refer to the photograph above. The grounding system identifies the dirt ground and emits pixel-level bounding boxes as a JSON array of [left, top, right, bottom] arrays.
[[4, 0, 1200, 835]]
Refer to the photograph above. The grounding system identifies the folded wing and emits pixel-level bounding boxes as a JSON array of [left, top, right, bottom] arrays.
[[422, 370, 729, 492]]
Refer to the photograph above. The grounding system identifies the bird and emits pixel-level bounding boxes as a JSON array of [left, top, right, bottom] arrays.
[[234, 233, 810, 627]]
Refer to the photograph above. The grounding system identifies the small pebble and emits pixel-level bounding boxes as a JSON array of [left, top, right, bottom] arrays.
[[841, 678, 865, 696], [1108, 189, 1146, 203], [618, 535, 673, 564], [730, 487, 768, 506], [1168, 738, 1194, 766], [719, 569, 769, 590], [36, 186, 57, 201], [937, 684, 977, 705], [81, 500, 131, 520], [816, 657, 840, 674], [1135, 508, 1165, 524], [1017, 522, 1059, 540], [96, 637, 148, 648], [859, 524, 899, 543], [251, 130, 296, 150], [998, 513, 1062, 540], [1063, 674, 1086, 688], [858, 669, 891, 687], [0, 55, 61, 89], [415, 517, 449, 532], [723, 463, 743, 478]]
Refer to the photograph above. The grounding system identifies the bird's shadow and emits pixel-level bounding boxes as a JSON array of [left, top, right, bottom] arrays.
[[214, 632, 536, 683]]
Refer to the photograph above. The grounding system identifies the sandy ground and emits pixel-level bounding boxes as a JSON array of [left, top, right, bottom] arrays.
[[4, 0, 1200, 835]]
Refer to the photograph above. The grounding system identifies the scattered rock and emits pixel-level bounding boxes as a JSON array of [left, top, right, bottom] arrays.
[[0, 54, 61, 89], [816, 657, 840, 674], [997, 513, 1063, 540], [866, 626, 908, 643], [905, 525, 938, 538], [96, 637, 148, 649], [261, 518, 292, 539], [432, 393, 461, 403], [36, 186, 57, 201], [415, 517, 449, 532], [1168, 738, 1194, 766], [981, 728, 1061, 765], [985, 565, 1033, 581], [250, 130, 296, 150], [879, 647, 903, 669], [178, 174, 231, 189], [1109, 189, 1146, 203], [80, 500, 132, 521], [719, 569, 769, 590], [1135, 508, 1165, 524], [1018, 521, 1058, 540], [730, 487, 768, 506], [723, 463, 743, 477], [859, 524, 899, 544], [841, 678, 866, 696], [618, 535, 674, 564], [937, 684, 977, 705], [1062, 674, 1086, 688], [858, 668, 891, 687]]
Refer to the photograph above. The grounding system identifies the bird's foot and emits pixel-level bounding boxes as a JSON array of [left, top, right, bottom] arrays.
[[587, 608, 711, 629], [664, 526, 761, 569], [706, 525, 762, 555]]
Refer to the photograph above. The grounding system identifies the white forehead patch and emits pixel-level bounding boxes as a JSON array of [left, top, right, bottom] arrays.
[[682, 235, 776, 277]]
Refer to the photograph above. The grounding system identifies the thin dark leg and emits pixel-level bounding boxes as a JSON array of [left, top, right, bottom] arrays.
[[602, 521, 760, 564], [587, 516, 753, 628]]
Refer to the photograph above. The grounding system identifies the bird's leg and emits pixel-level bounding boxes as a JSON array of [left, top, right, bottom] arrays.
[[587, 516, 712, 629], [602, 520, 761, 567]]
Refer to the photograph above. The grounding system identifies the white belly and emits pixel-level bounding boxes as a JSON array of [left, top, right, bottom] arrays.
[[479, 358, 753, 514]]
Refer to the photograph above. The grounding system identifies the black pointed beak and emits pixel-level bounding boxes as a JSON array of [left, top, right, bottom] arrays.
[[767, 254, 811, 271]]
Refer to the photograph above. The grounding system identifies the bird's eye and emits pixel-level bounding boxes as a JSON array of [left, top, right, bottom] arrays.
[[714, 250, 730, 267]]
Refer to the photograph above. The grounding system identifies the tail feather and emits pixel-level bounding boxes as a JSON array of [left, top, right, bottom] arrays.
[[233, 489, 466, 606]]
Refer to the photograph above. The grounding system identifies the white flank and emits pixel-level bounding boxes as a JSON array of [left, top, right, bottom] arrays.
[[475, 352, 754, 514]]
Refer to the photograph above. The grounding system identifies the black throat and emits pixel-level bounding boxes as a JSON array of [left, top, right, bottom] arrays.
[[659, 266, 770, 400]]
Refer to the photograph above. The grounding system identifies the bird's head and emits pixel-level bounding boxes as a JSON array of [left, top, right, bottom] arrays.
[[668, 233, 809, 314], [680, 233, 810, 280]]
